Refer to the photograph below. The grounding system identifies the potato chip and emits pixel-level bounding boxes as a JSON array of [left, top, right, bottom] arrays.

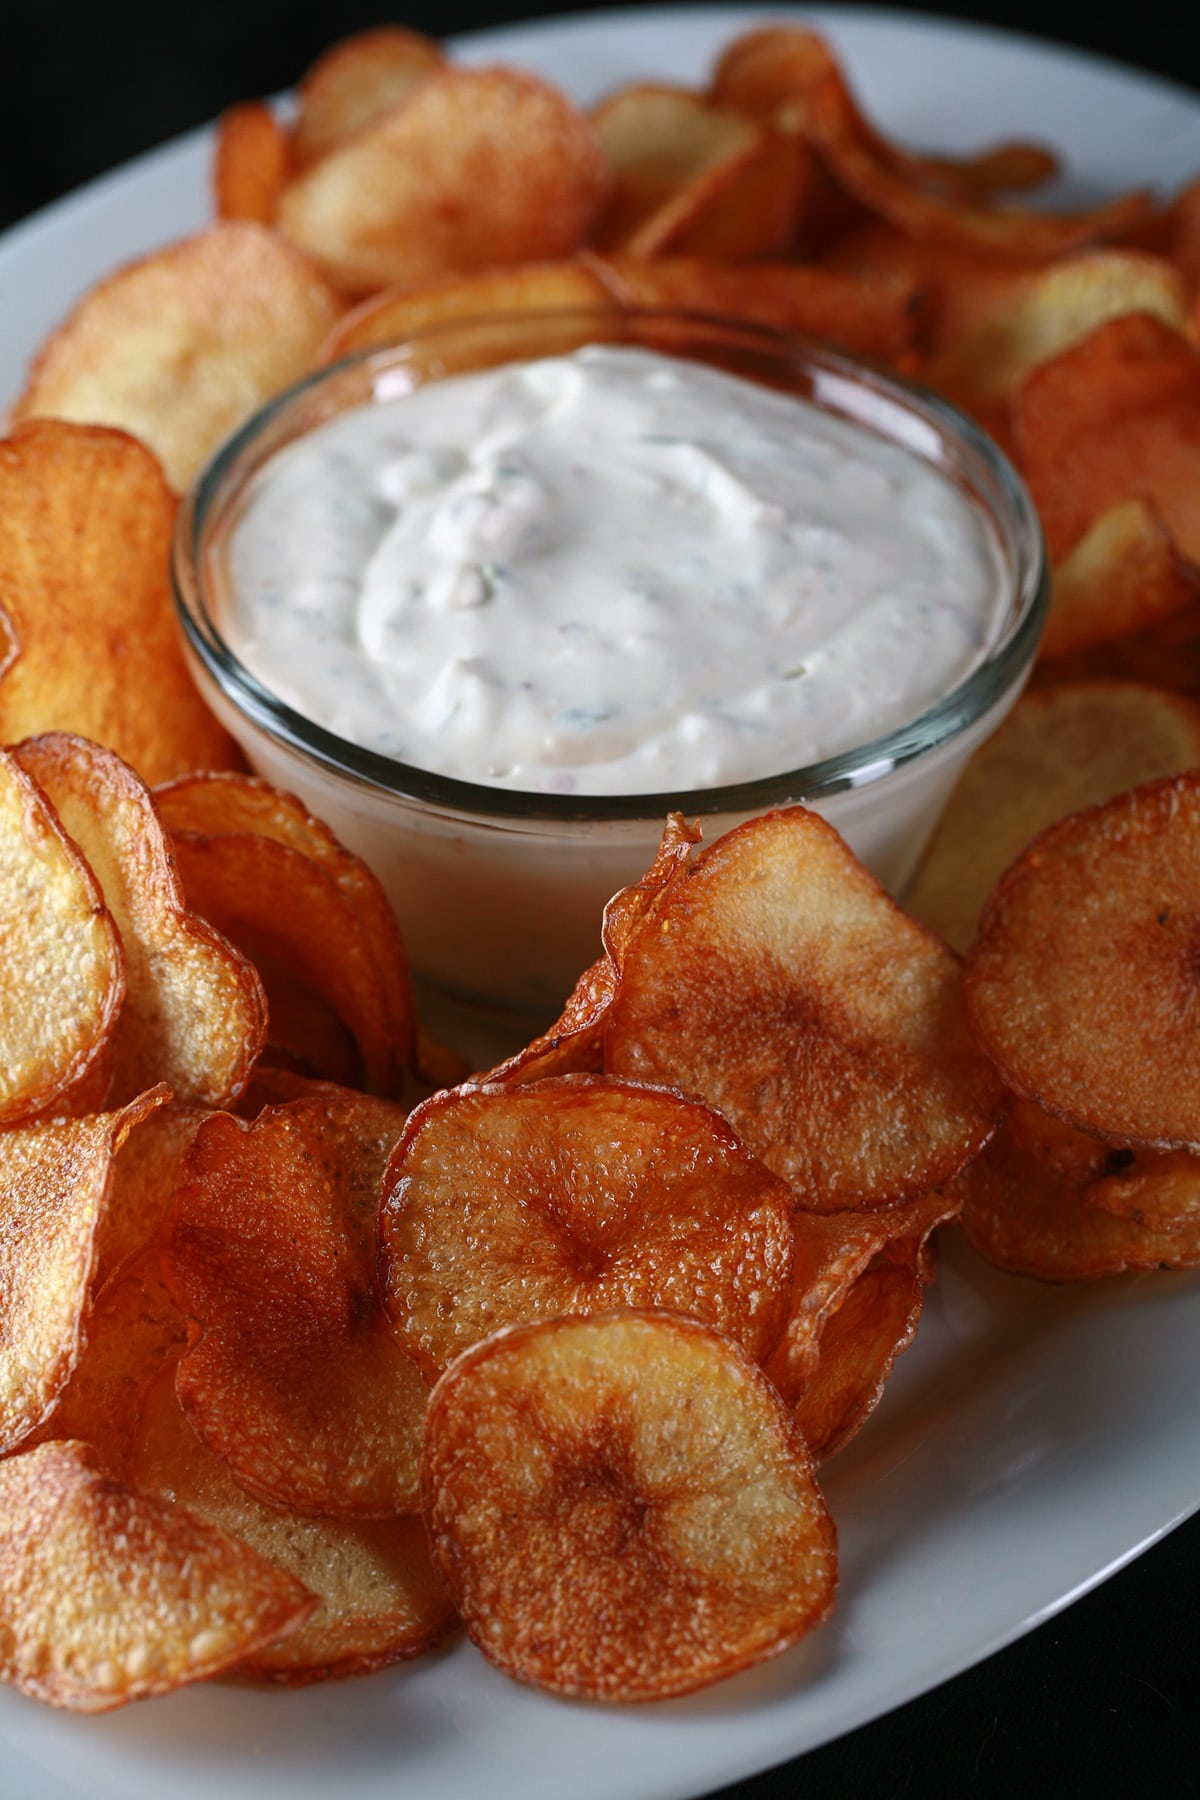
[[156, 770, 416, 1094], [16, 735, 267, 1110], [764, 1191, 956, 1445], [731, 28, 1150, 257], [421, 1310, 837, 1700], [926, 249, 1189, 447], [590, 254, 926, 365], [964, 772, 1200, 1150], [1038, 594, 1200, 700], [0, 1440, 314, 1711], [13, 223, 343, 492], [906, 681, 1200, 952], [820, 219, 1039, 353], [1015, 311, 1200, 564], [99, 1102, 211, 1283], [480, 811, 699, 1087], [606, 808, 1002, 1208], [955, 1108, 1200, 1279], [0, 742, 123, 1123], [41, 1247, 188, 1476], [1087, 1151, 1200, 1233], [711, 27, 1057, 203], [291, 26, 445, 169], [317, 260, 620, 364], [130, 1365, 456, 1685], [0, 422, 239, 783], [167, 1093, 427, 1516], [278, 67, 609, 297], [379, 1075, 794, 1374], [1040, 499, 1200, 660], [0, 1090, 169, 1457], [590, 84, 802, 260], [213, 102, 291, 224]]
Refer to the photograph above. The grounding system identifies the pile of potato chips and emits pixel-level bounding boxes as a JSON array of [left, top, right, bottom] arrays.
[[0, 19, 1198, 1719]]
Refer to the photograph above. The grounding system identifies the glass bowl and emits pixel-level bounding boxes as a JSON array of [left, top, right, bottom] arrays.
[[172, 308, 1047, 1034]]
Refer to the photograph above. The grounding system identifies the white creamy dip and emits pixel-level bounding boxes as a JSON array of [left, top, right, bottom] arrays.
[[219, 344, 1006, 795]]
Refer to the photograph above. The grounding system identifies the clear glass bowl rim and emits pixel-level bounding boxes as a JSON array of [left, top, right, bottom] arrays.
[[172, 306, 1049, 827]]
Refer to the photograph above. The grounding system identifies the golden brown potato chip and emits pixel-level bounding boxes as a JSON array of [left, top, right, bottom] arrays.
[[0, 422, 239, 783], [480, 811, 700, 1087], [0, 1439, 314, 1711], [1087, 1150, 1200, 1232], [606, 808, 1002, 1208], [1041, 499, 1200, 660], [726, 27, 1149, 258], [1015, 311, 1200, 564], [964, 772, 1200, 1150], [421, 1310, 837, 1700], [926, 249, 1188, 447], [906, 681, 1200, 952], [0, 743, 123, 1122], [291, 26, 445, 169], [13, 223, 343, 492], [100, 1103, 211, 1282], [711, 27, 1057, 203], [278, 67, 609, 297], [17, 735, 267, 1110], [318, 260, 619, 364], [156, 769, 417, 1095], [590, 84, 803, 259], [764, 1190, 956, 1444], [41, 1247, 188, 1475], [791, 1255, 925, 1460], [380, 1075, 795, 1375], [213, 102, 291, 223], [954, 1108, 1200, 1279], [166, 1092, 427, 1516], [0, 1091, 169, 1457], [590, 253, 925, 365], [1036, 594, 1200, 700], [130, 1364, 456, 1685]]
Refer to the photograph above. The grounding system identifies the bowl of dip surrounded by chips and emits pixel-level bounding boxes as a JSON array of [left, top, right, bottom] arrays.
[[172, 306, 1047, 1026]]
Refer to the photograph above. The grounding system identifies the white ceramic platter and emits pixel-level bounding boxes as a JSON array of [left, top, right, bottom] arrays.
[[2, 9, 1199, 1798]]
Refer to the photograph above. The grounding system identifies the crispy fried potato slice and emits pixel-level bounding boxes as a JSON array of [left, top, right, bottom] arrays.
[[318, 260, 619, 364], [926, 249, 1188, 446], [954, 1108, 1200, 1279], [166, 1092, 427, 1516], [606, 808, 1002, 1208], [791, 1254, 925, 1461], [480, 812, 699, 1087], [42, 1247, 188, 1475], [100, 1103, 211, 1282], [421, 1310, 836, 1700], [155, 769, 416, 1093], [590, 254, 925, 365], [590, 84, 802, 259], [13, 224, 343, 492], [1015, 312, 1200, 564], [765, 1191, 955, 1427], [711, 27, 1057, 202], [130, 1365, 456, 1684], [380, 1076, 794, 1375], [1087, 1151, 1200, 1232], [291, 26, 445, 169], [906, 681, 1200, 952], [0, 1440, 314, 1712], [16, 736, 266, 1110], [0, 422, 239, 782], [0, 744, 123, 1122], [278, 67, 609, 297], [1036, 594, 1200, 700], [0, 1091, 169, 1457], [1041, 499, 1200, 660], [964, 772, 1200, 1150], [718, 27, 1147, 257], [213, 102, 291, 223]]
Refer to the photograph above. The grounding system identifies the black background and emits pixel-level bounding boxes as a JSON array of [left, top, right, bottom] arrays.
[[4, 3, 1200, 1796]]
